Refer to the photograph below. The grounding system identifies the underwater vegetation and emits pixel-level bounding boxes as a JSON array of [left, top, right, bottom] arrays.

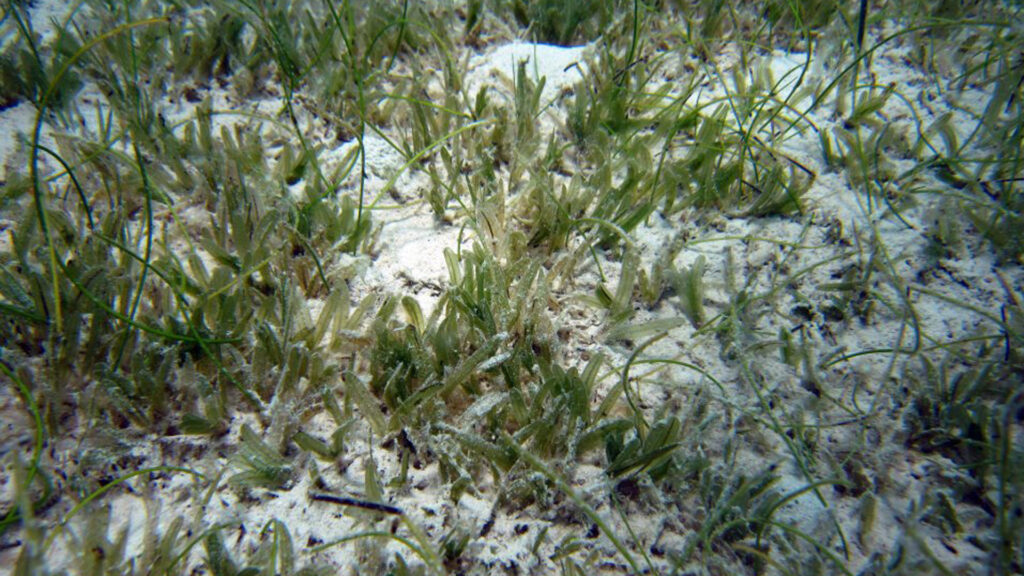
[[0, 0, 1022, 574]]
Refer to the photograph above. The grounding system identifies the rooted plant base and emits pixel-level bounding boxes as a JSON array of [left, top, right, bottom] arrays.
[[1, 1, 1022, 575]]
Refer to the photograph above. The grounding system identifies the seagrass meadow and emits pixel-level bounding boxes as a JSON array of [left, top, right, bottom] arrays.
[[0, 0, 1022, 574]]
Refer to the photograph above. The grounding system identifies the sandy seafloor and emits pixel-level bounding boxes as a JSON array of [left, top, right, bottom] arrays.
[[1, 1, 1022, 575]]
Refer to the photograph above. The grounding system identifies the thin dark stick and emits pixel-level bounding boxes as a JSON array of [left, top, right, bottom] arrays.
[[856, 0, 869, 52], [309, 493, 404, 516]]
